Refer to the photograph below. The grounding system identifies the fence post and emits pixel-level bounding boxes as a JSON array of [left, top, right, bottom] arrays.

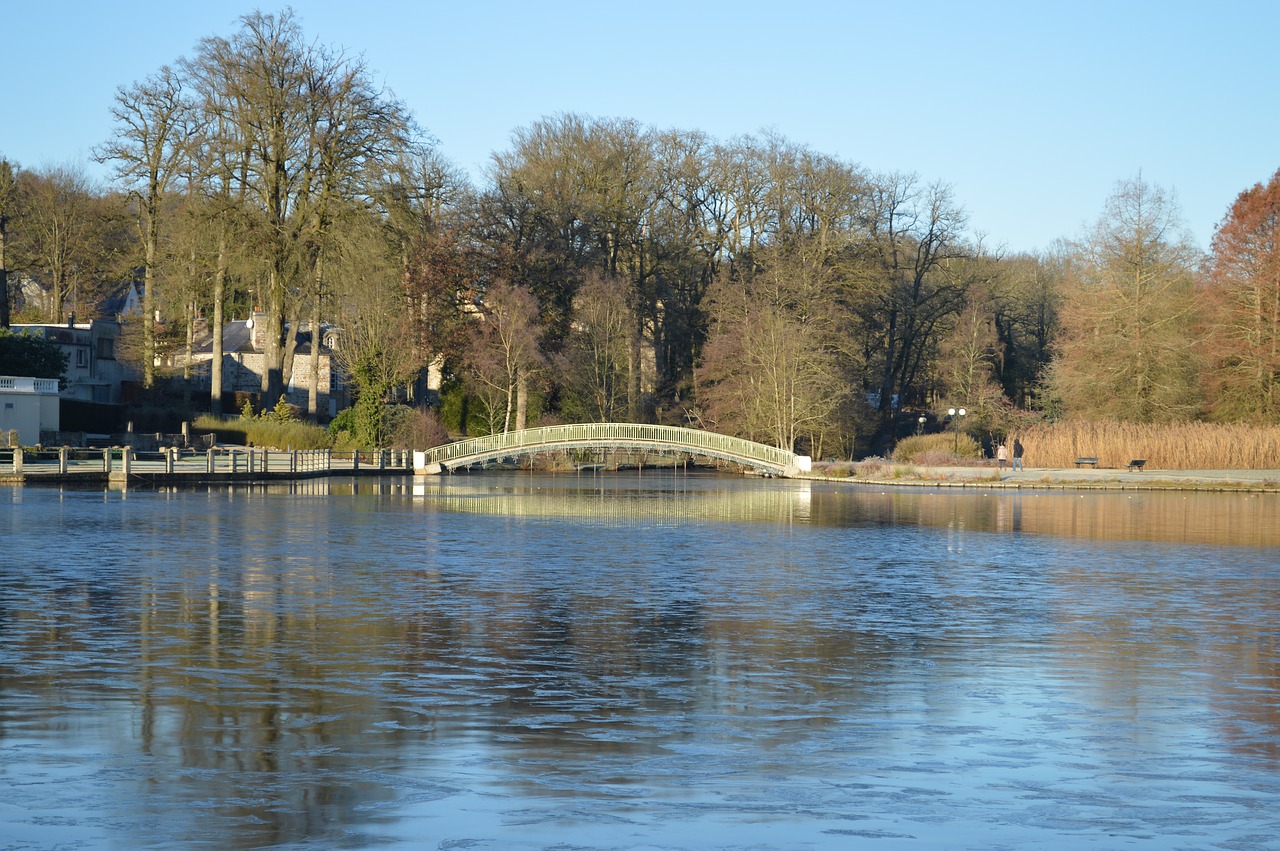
[[353, 450, 360, 472], [13, 448, 22, 476], [122, 447, 133, 478], [263, 449, 269, 474], [207, 448, 215, 474], [103, 448, 112, 474], [59, 446, 68, 474], [164, 447, 174, 475]]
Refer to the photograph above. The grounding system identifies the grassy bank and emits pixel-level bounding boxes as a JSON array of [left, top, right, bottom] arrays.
[[1014, 421, 1280, 469], [193, 414, 331, 450]]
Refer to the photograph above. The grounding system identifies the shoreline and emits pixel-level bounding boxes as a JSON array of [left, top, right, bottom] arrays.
[[801, 465, 1280, 492]]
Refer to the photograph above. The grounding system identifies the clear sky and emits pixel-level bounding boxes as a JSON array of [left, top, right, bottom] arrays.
[[4, 0, 1277, 255]]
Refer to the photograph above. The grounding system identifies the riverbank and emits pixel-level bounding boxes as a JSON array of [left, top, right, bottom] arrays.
[[805, 464, 1280, 492]]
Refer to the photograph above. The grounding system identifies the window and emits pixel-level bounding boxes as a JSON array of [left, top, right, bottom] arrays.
[[76, 349, 88, 367], [97, 338, 115, 359]]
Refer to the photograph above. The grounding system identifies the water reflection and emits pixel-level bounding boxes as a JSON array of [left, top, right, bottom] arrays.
[[407, 474, 1280, 548], [1, 475, 1278, 848]]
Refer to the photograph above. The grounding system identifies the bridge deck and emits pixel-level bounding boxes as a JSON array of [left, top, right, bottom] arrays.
[[415, 423, 809, 477]]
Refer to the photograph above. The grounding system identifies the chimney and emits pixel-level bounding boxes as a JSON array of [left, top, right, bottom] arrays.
[[250, 310, 268, 350]]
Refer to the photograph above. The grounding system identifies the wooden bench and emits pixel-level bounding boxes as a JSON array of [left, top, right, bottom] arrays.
[[1074, 457, 1099, 468], [1127, 459, 1146, 472]]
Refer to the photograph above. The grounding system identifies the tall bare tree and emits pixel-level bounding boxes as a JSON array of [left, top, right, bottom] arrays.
[[696, 248, 850, 452], [0, 158, 17, 328], [1048, 175, 1202, 421], [15, 165, 114, 323], [187, 9, 415, 411], [98, 65, 193, 387], [466, 280, 545, 433], [558, 272, 630, 421]]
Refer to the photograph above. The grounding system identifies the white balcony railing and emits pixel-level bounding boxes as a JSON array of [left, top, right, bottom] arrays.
[[0, 376, 61, 394]]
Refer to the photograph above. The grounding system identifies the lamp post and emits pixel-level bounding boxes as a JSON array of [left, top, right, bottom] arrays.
[[948, 407, 967, 457], [917, 415, 926, 435]]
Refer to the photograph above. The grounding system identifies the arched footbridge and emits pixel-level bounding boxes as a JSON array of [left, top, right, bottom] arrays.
[[413, 423, 812, 478]]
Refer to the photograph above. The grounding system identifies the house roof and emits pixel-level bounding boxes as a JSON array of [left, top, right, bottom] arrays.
[[190, 320, 337, 356]]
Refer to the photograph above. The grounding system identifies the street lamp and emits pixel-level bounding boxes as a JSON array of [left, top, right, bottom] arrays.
[[917, 415, 926, 435], [948, 407, 967, 457]]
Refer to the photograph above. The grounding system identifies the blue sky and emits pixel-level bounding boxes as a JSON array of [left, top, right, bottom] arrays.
[[4, 0, 1277, 254]]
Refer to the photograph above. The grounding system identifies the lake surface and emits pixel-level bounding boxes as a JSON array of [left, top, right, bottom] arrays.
[[2, 473, 1279, 849]]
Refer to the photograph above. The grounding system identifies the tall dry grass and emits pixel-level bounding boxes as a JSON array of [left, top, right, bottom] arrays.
[[1015, 421, 1280, 470], [193, 414, 331, 450]]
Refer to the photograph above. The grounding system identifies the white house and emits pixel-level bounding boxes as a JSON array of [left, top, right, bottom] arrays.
[[11, 321, 130, 404], [0, 376, 61, 445]]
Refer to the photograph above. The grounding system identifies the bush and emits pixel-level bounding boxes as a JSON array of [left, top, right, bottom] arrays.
[[893, 433, 982, 463], [193, 414, 331, 450], [855, 456, 892, 478], [0, 330, 68, 385], [387, 406, 450, 450]]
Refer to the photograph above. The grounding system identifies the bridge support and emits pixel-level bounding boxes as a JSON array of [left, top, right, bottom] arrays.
[[413, 451, 443, 476]]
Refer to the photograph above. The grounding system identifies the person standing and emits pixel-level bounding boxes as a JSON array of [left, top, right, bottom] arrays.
[[997, 441, 1008, 472], [1013, 438, 1024, 471]]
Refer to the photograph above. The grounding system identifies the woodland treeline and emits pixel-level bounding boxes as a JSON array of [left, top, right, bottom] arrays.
[[1, 10, 1278, 453]]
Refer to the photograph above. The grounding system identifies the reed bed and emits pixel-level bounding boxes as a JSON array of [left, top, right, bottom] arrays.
[[1015, 421, 1280, 470]]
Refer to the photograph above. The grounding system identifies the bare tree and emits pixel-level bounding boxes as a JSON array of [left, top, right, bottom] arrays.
[[97, 65, 193, 387], [14, 165, 115, 323], [466, 280, 545, 433], [330, 219, 423, 446], [186, 9, 415, 411], [696, 253, 849, 452], [1048, 175, 1203, 421], [558, 272, 630, 421], [0, 158, 17, 328], [938, 287, 1007, 432]]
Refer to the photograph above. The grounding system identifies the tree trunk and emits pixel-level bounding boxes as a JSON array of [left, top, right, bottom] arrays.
[[308, 295, 321, 419], [0, 222, 10, 329], [262, 266, 286, 408], [183, 297, 195, 407], [142, 209, 159, 388], [210, 238, 227, 417], [515, 370, 528, 431]]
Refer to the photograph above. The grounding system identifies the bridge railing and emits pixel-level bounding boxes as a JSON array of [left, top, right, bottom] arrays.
[[421, 423, 797, 470]]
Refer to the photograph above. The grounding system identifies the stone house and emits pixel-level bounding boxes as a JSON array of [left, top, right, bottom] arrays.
[[185, 312, 348, 419]]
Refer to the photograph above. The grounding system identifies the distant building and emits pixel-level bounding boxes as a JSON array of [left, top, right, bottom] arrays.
[[10, 274, 142, 323], [98, 280, 143, 319], [183, 311, 349, 418], [10, 320, 131, 404]]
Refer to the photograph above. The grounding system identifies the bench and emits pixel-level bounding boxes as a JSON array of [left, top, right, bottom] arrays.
[[1074, 457, 1099, 468], [1127, 459, 1146, 472]]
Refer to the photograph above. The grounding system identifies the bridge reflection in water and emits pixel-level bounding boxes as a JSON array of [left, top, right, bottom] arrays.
[[408, 474, 814, 526], [139, 472, 1279, 548]]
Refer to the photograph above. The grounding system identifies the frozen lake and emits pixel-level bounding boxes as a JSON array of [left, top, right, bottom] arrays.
[[2, 474, 1279, 848]]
